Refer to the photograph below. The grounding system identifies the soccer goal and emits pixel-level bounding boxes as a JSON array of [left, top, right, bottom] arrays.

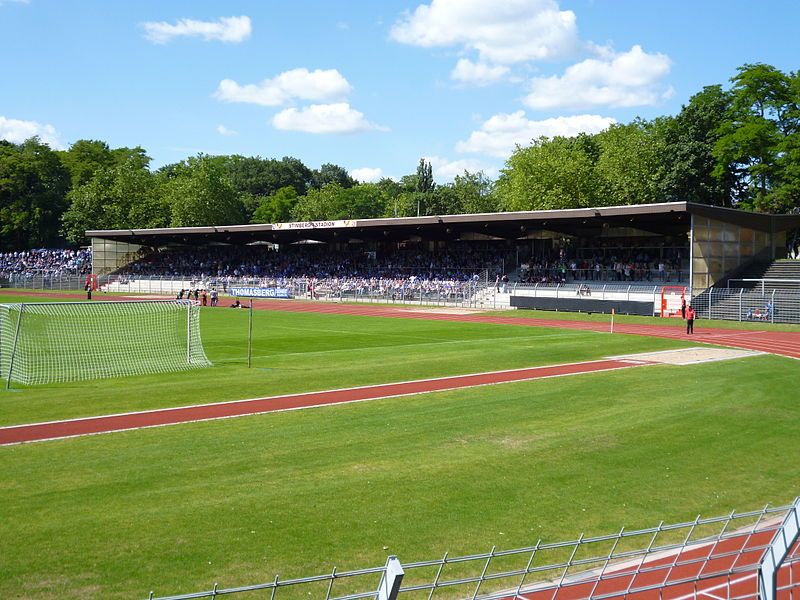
[[0, 300, 211, 387]]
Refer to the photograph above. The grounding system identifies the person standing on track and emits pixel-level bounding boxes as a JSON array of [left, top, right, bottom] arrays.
[[686, 305, 696, 334]]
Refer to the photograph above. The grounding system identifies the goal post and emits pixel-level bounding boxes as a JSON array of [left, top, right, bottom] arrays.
[[0, 300, 211, 386], [660, 285, 688, 318]]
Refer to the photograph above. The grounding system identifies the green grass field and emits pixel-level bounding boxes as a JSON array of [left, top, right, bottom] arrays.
[[0, 295, 798, 600], [0, 293, 694, 426]]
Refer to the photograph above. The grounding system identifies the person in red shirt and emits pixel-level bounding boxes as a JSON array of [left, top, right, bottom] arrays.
[[686, 306, 696, 334]]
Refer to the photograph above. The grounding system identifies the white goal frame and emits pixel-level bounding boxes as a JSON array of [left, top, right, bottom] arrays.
[[1, 300, 211, 387]]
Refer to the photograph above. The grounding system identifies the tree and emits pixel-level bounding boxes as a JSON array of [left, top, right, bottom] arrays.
[[661, 86, 735, 206], [62, 158, 168, 244], [291, 183, 344, 221], [452, 171, 497, 214], [415, 159, 435, 193], [496, 134, 601, 211], [59, 140, 150, 188], [290, 182, 387, 220], [0, 138, 70, 250], [225, 155, 313, 199], [163, 155, 244, 227], [411, 159, 436, 216], [594, 121, 669, 206], [312, 163, 355, 189], [713, 63, 799, 211], [426, 185, 461, 216], [251, 186, 298, 224]]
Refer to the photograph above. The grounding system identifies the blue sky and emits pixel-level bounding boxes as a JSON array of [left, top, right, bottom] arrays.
[[1, 0, 798, 182]]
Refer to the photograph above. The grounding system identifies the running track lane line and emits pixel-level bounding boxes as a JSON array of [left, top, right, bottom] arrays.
[[0, 358, 646, 445]]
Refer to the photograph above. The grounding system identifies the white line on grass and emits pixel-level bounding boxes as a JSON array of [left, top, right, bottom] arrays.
[[0, 362, 649, 445]]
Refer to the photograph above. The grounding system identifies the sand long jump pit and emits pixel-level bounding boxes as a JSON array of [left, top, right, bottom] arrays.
[[612, 346, 764, 366]]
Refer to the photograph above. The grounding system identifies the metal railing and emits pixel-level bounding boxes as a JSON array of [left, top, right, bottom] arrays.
[[146, 498, 800, 600], [691, 288, 800, 324], [728, 279, 800, 292], [98, 273, 492, 310], [0, 273, 89, 291]]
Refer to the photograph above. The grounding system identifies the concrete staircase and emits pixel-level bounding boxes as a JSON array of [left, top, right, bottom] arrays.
[[730, 259, 800, 290]]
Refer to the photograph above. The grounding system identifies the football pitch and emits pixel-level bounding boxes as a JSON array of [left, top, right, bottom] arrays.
[[0, 294, 799, 599]]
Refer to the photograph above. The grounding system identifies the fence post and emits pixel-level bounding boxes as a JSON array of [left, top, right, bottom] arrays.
[[5, 303, 25, 390], [771, 289, 775, 324], [708, 288, 714, 320], [377, 556, 404, 600], [739, 289, 742, 321], [758, 497, 800, 600]]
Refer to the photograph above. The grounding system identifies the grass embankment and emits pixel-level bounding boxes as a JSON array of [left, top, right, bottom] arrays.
[[0, 296, 692, 426], [0, 353, 797, 599]]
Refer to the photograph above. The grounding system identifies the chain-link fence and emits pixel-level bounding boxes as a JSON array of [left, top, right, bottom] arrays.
[[690, 288, 800, 324], [146, 499, 800, 600]]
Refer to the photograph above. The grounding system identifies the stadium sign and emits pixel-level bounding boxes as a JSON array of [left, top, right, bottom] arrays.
[[273, 220, 356, 230], [229, 287, 292, 299]]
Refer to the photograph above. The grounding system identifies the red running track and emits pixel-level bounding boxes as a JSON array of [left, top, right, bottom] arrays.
[[513, 528, 800, 600], [0, 358, 644, 445]]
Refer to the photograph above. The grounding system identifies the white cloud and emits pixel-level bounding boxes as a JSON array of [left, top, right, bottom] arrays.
[[0, 116, 63, 148], [390, 0, 578, 65], [456, 111, 615, 158], [351, 167, 384, 182], [424, 156, 498, 182], [450, 59, 509, 86], [214, 68, 352, 107], [142, 15, 251, 44], [272, 103, 387, 134], [525, 45, 672, 109], [216, 125, 238, 136]]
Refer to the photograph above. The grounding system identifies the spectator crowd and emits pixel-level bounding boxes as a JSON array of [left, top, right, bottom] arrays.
[[0, 248, 92, 279], [518, 249, 686, 284], [117, 244, 505, 282]]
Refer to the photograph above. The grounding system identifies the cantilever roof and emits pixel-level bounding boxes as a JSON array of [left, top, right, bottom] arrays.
[[86, 202, 800, 246]]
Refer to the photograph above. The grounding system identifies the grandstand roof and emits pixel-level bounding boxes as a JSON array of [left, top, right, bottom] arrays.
[[86, 202, 800, 246]]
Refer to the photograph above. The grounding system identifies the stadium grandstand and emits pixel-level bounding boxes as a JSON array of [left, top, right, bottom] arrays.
[[3, 201, 799, 320], [80, 201, 800, 320]]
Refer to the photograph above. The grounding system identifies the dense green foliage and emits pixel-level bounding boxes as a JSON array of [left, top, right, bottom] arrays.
[[1, 63, 797, 250], [0, 302, 797, 599], [497, 63, 800, 212]]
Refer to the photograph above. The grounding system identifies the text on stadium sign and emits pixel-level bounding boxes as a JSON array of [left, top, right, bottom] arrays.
[[229, 287, 292, 298], [272, 220, 356, 230]]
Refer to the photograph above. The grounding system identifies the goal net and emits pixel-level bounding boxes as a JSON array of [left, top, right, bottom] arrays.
[[0, 300, 211, 386]]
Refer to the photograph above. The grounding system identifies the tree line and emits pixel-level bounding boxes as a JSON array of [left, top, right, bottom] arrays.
[[1, 63, 797, 251], [497, 63, 799, 213]]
